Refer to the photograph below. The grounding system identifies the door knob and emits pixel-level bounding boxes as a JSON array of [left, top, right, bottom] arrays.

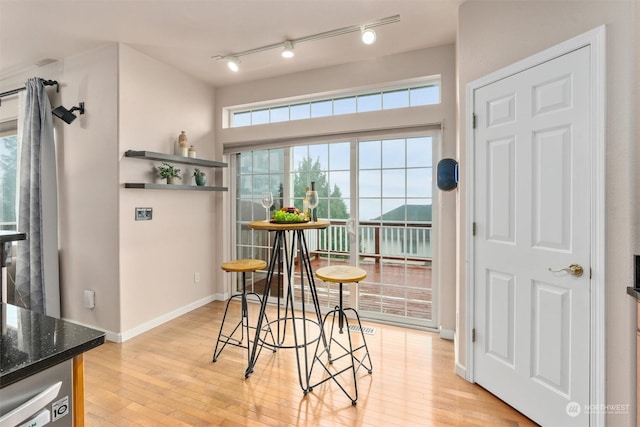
[[548, 264, 584, 277]]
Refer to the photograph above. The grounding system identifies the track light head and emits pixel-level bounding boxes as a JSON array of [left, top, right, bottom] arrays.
[[361, 27, 376, 45], [282, 41, 295, 58], [227, 57, 240, 72], [52, 102, 85, 124]]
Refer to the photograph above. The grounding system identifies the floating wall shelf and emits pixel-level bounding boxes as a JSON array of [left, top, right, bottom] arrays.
[[124, 150, 228, 191]]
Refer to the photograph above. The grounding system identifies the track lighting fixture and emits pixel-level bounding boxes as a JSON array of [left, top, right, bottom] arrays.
[[282, 41, 295, 58], [361, 27, 376, 45], [227, 57, 240, 72], [212, 15, 400, 72], [52, 102, 85, 124]]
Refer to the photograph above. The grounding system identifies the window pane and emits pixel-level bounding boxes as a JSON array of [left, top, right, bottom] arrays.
[[270, 106, 289, 123], [269, 149, 284, 173], [357, 93, 381, 112], [329, 197, 350, 220], [359, 198, 381, 221], [382, 139, 405, 168], [383, 89, 409, 109], [311, 100, 332, 118], [233, 111, 251, 127], [382, 169, 405, 197], [0, 134, 18, 230], [329, 171, 351, 198], [359, 170, 380, 197], [406, 137, 432, 167], [308, 144, 328, 170], [359, 140, 381, 169], [253, 175, 270, 193], [239, 153, 252, 173], [238, 175, 253, 198], [291, 103, 310, 120], [329, 142, 350, 170], [381, 200, 405, 221], [407, 168, 432, 198], [407, 198, 433, 223], [253, 150, 269, 174], [251, 109, 269, 125], [410, 85, 440, 106], [333, 97, 356, 115], [292, 146, 308, 170]]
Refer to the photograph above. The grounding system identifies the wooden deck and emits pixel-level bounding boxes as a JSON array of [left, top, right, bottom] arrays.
[[250, 256, 433, 322]]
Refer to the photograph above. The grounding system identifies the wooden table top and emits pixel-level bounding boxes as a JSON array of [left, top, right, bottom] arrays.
[[220, 259, 267, 273], [248, 220, 330, 231], [315, 266, 367, 283]]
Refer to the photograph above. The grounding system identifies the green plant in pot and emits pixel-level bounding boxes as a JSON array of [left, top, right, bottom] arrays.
[[157, 162, 181, 184], [193, 168, 206, 186]]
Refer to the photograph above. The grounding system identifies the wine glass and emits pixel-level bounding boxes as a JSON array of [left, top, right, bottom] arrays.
[[261, 191, 273, 221], [305, 189, 318, 222]]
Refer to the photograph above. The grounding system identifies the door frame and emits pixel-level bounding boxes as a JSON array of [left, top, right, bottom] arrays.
[[465, 26, 606, 425]]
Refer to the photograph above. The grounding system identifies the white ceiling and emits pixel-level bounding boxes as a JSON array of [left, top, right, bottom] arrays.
[[0, 0, 461, 88]]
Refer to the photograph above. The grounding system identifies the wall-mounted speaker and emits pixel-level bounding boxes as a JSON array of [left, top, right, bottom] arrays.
[[437, 158, 458, 191]]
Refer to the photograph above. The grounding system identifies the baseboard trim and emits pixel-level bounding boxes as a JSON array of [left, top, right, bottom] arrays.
[[118, 294, 221, 342], [439, 328, 455, 340], [455, 362, 467, 380]]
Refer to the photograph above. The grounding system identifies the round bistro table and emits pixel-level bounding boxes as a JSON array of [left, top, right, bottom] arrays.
[[246, 219, 330, 393]]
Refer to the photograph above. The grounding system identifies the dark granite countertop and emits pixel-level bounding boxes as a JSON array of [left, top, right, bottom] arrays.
[[0, 303, 105, 388], [0, 231, 27, 244], [626, 287, 640, 300]]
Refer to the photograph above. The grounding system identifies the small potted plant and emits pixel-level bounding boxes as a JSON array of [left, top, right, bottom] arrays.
[[193, 168, 206, 186], [157, 162, 181, 184]]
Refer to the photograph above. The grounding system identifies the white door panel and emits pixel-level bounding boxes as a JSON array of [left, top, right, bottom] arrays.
[[474, 46, 590, 426]]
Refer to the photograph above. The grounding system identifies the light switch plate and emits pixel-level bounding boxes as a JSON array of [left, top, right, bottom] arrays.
[[135, 207, 153, 221]]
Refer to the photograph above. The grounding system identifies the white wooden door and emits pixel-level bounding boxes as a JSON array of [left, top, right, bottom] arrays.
[[473, 46, 590, 426]]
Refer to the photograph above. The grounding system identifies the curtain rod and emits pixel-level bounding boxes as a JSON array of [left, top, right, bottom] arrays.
[[0, 80, 59, 106]]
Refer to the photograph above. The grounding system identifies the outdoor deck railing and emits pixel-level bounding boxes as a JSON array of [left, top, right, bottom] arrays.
[[307, 220, 432, 264]]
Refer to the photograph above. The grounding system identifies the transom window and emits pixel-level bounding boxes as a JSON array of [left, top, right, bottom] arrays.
[[229, 81, 440, 128]]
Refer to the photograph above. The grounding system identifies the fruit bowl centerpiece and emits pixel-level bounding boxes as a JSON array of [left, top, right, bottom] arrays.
[[271, 207, 308, 223]]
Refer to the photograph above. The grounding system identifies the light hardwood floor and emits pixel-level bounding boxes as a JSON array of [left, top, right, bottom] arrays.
[[83, 301, 537, 426]]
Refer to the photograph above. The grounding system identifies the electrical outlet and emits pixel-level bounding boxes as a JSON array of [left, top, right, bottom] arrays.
[[135, 207, 153, 221], [194, 272, 200, 283]]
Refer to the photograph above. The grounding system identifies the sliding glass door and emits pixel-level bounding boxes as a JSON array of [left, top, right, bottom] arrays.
[[356, 136, 434, 328], [234, 131, 437, 329]]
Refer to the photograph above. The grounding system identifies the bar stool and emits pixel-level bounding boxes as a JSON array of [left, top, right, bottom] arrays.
[[212, 259, 275, 369], [308, 265, 373, 405]]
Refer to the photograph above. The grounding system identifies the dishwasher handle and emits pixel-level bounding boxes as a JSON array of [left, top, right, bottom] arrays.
[[0, 381, 61, 427]]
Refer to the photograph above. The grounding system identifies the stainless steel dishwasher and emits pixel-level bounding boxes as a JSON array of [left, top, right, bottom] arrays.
[[0, 359, 73, 427]]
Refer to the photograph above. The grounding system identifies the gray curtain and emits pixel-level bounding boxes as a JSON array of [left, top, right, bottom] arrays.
[[15, 77, 60, 317]]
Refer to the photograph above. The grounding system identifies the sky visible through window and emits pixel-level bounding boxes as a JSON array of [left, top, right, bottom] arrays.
[[231, 84, 440, 128], [238, 136, 433, 223]]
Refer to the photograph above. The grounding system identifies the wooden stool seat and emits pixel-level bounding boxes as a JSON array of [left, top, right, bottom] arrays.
[[309, 265, 373, 405], [221, 259, 266, 273], [315, 265, 366, 283]]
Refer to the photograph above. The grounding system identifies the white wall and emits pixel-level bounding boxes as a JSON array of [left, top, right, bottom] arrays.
[[118, 44, 222, 337], [2, 43, 224, 340], [215, 45, 458, 336], [456, 1, 637, 424], [56, 45, 121, 332]]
